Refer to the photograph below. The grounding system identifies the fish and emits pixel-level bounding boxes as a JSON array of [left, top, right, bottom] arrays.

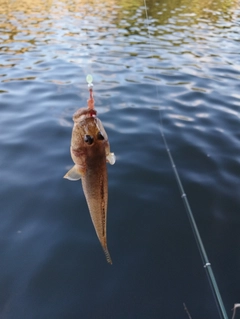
[[64, 107, 115, 264]]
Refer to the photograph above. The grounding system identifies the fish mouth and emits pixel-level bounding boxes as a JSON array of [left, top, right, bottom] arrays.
[[73, 108, 97, 122]]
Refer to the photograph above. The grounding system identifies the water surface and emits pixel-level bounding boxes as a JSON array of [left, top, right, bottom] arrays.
[[0, 0, 240, 318]]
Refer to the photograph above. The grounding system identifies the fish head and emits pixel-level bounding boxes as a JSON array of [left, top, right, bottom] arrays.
[[70, 108, 110, 168]]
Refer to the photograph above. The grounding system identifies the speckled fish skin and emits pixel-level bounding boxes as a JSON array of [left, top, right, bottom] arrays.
[[64, 107, 115, 264]]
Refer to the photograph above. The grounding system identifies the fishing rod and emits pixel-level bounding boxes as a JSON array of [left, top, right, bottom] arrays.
[[142, 1, 229, 319]]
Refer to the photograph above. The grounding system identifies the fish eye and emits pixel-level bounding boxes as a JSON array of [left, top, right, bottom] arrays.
[[84, 135, 94, 145], [97, 132, 104, 140]]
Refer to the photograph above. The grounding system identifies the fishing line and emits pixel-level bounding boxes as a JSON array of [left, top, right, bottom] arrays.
[[142, 1, 228, 319]]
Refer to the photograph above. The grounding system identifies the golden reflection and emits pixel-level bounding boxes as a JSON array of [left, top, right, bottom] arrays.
[[0, 0, 238, 57], [0, 0, 53, 55], [0, 0, 53, 13], [143, 0, 239, 23], [0, 0, 237, 21]]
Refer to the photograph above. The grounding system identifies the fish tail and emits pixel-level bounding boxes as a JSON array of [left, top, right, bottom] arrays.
[[103, 246, 112, 265]]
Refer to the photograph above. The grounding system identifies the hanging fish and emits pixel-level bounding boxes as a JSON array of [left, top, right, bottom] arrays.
[[64, 75, 115, 264]]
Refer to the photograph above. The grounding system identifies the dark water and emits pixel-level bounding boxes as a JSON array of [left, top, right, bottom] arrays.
[[0, 0, 240, 318]]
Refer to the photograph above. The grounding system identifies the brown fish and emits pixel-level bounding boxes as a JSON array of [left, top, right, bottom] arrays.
[[64, 107, 115, 264]]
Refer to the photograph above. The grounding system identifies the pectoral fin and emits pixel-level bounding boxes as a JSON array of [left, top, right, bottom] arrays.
[[64, 165, 82, 181], [107, 152, 116, 165]]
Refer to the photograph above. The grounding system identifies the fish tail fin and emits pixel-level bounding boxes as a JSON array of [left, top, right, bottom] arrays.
[[103, 246, 112, 265]]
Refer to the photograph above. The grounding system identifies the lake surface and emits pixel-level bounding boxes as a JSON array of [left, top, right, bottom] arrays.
[[0, 0, 240, 318]]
